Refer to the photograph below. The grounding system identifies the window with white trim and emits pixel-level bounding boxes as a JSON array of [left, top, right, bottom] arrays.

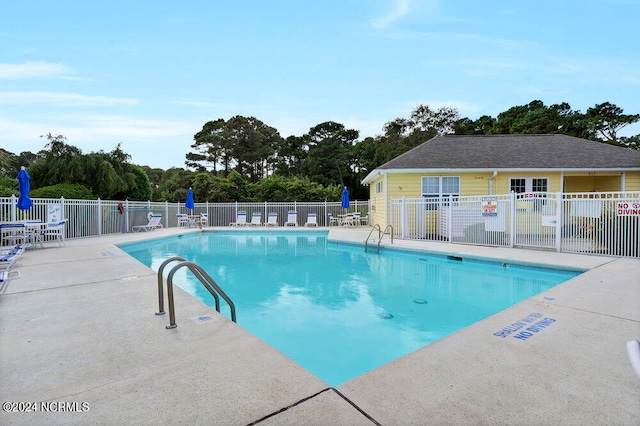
[[375, 181, 382, 194], [421, 176, 460, 210], [509, 177, 548, 195]]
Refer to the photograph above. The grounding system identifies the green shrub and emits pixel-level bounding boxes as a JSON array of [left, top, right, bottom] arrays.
[[30, 183, 95, 199]]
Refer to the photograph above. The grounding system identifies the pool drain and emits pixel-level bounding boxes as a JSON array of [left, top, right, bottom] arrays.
[[377, 312, 394, 319], [413, 298, 428, 304]]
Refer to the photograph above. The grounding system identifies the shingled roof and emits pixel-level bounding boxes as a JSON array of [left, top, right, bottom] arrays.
[[374, 134, 640, 171]]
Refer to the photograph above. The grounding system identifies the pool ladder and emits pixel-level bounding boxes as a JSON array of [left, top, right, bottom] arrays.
[[156, 256, 237, 328], [365, 224, 394, 253]]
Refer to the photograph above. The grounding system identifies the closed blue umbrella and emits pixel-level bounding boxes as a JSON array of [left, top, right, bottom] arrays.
[[185, 187, 195, 212], [17, 166, 33, 211], [341, 186, 350, 209]]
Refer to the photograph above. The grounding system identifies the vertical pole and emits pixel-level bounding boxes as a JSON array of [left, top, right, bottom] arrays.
[[555, 192, 562, 252], [324, 200, 328, 226], [509, 192, 516, 247], [11, 195, 16, 221], [125, 199, 130, 233], [98, 198, 102, 237], [447, 195, 453, 242]]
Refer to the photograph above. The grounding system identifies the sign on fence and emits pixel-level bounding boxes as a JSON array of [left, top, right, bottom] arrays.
[[617, 201, 640, 216], [47, 204, 62, 223], [482, 196, 498, 217]]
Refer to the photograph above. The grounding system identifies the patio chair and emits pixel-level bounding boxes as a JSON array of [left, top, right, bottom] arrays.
[[200, 213, 208, 227], [305, 213, 318, 227], [132, 214, 163, 232], [328, 213, 339, 226], [230, 211, 248, 227], [265, 212, 278, 227], [359, 213, 370, 226], [0, 223, 28, 248], [284, 211, 298, 227], [24, 220, 44, 249], [340, 214, 357, 227], [42, 219, 68, 246], [248, 212, 263, 226], [176, 213, 189, 227]]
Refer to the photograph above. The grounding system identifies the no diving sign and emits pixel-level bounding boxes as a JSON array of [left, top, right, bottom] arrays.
[[617, 201, 640, 216]]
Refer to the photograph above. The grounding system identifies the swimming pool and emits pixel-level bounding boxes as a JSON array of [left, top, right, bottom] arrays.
[[120, 231, 581, 386]]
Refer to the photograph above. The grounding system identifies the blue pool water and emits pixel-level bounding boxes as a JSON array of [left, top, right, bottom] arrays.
[[119, 231, 580, 386]]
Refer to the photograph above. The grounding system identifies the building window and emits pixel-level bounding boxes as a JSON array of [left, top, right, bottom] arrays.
[[509, 177, 548, 195], [421, 176, 460, 210], [375, 181, 382, 194]]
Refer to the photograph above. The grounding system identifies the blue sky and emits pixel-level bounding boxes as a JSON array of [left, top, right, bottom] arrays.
[[2, 0, 639, 169]]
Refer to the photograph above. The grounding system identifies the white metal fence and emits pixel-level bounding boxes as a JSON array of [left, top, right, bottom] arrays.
[[0, 196, 370, 239], [391, 191, 640, 258], [3, 192, 638, 258]]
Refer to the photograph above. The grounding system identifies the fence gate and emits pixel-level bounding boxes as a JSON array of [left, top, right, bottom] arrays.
[[512, 192, 558, 250]]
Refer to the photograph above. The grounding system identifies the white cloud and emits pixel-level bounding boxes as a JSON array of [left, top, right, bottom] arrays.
[[371, 0, 413, 29], [0, 62, 75, 79], [0, 91, 138, 107]]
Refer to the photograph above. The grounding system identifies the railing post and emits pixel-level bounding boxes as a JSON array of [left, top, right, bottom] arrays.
[[165, 201, 169, 227], [11, 194, 16, 221], [509, 192, 516, 247], [555, 192, 562, 252], [447, 195, 453, 242], [125, 199, 130, 233], [97, 198, 102, 236], [324, 200, 328, 226], [401, 197, 407, 239]]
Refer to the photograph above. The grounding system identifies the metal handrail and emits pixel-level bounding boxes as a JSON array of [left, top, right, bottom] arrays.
[[165, 261, 237, 329], [378, 224, 394, 253], [156, 256, 187, 315], [365, 224, 394, 254], [365, 224, 382, 253]]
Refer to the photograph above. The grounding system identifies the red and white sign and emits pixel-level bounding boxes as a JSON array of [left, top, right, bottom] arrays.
[[523, 193, 537, 200], [617, 201, 640, 216]]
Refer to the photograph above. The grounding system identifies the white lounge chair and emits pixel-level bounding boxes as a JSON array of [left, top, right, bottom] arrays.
[[41, 219, 67, 246], [265, 212, 278, 227], [176, 213, 190, 227], [0, 249, 23, 271], [284, 211, 298, 227], [248, 212, 262, 226], [328, 213, 339, 226], [230, 211, 248, 227], [0, 269, 20, 297], [628, 340, 640, 379], [0, 269, 20, 285], [132, 214, 163, 232], [305, 213, 318, 227], [200, 213, 208, 227]]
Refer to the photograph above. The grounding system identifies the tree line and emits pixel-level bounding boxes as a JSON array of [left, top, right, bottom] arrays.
[[1, 100, 638, 202]]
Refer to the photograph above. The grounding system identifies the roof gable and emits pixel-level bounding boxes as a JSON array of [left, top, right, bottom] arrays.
[[377, 134, 640, 170]]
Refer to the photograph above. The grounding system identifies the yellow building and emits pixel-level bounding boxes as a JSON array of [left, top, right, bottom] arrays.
[[361, 134, 640, 227]]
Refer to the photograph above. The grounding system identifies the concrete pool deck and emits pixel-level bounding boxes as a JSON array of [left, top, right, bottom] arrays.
[[1, 227, 638, 425]]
